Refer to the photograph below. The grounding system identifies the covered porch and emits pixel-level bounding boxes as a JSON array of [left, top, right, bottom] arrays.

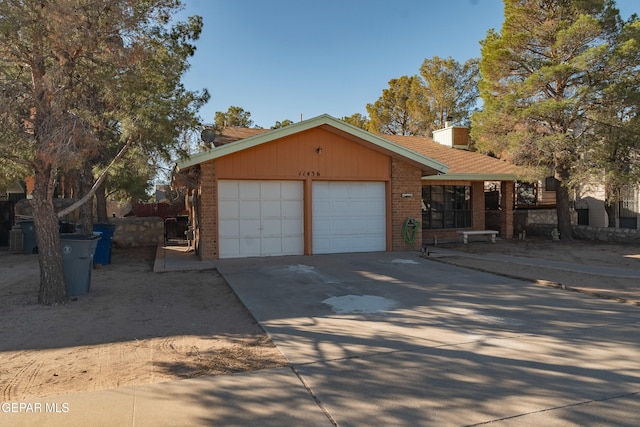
[[421, 177, 516, 244]]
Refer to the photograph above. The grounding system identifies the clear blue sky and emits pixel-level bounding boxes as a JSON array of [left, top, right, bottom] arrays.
[[178, 0, 639, 130]]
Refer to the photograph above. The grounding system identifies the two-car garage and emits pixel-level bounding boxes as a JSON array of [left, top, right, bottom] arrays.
[[177, 114, 446, 260], [217, 180, 386, 258]]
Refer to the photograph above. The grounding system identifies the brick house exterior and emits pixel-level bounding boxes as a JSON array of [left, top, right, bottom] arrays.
[[176, 115, 520, 259]]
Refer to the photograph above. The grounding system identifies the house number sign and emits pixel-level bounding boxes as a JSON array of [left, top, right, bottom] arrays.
[[299, 171, 321, 177]]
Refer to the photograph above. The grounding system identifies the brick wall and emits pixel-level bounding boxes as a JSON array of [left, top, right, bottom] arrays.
[[390, 158, 422, 251], [198, 162, 217, 260]]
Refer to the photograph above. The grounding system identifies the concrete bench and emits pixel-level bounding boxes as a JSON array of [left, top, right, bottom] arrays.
[[457, 230, 499, 244]]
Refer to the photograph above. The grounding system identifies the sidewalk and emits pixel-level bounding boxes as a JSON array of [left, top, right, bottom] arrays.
[[0, 367, 329, 427], [427, 246, 640, 279], [426, 245, 640, 305]]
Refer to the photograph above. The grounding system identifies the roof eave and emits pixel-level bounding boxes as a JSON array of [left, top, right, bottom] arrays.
[[422, 173, 520, 181]]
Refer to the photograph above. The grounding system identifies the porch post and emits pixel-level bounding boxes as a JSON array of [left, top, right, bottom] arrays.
[[500, 181, 514, 239]]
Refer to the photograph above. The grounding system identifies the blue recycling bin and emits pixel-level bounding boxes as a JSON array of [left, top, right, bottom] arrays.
[[19, 221, 37, 254], [60, 233, 100, 297], [92, 223, 116, 266]]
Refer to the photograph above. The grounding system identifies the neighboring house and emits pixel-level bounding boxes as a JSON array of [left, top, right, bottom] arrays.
[[1, 180, 26, 202], [512, 173, 639, 230], [175, 114, 522, 260], [575, 182, 639, 229]]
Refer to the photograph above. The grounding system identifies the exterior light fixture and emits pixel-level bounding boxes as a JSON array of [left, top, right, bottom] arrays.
[[316, 146, 323, 154]]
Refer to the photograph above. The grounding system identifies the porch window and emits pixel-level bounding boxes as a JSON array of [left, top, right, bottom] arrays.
[[544, 176, 558, 192], [422, 185, 472, 229]]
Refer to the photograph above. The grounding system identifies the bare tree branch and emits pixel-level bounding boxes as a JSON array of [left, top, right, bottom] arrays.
[[56, 139, 132, 219]]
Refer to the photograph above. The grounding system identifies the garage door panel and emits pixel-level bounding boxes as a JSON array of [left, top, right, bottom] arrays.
[[313, 218, 331, 233], [219, 181, 239, 199], [283, 236, 304, 253], [239, 200, 259, 218], [218, 180, 304, 258], [349, 219, 370, 234], [312, 237, 331, 254], [312, 202, 331, 216], [261, 219, 282, 236], [218, 219, 240, 237], [283, 218, 304, 234], [239, 219, 261, 236], [281, 181, 302, 196], [331, 220, 351, 234], [352, 217, 385, 231], [365, 182, 383, 193], [331, 185, 349, 198], [260, 181, 283, 199], [219, 200, 239, 218], [312, 181, 386, 254], [261, 237, 283, 254], [261, 200, 282, 217], [239, 237, 261, 257], [282, 200, 303, 217], [238, 181, 260, 198], [219, 238, 240, 257]]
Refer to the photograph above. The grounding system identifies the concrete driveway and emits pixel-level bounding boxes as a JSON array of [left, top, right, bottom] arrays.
[[217, 251, 640, 426]]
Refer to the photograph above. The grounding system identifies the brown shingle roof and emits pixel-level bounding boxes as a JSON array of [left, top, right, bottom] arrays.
[[213, 127, 269, 145], [382, 134, 520, 177], [189, 119, 520, 179]]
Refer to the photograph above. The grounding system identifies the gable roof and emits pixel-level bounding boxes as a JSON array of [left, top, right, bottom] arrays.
[[176, 114, 449, 174], [383, 134, 522, 181]]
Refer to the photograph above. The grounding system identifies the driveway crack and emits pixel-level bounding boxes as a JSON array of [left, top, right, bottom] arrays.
[[291, 365, 339, 427]]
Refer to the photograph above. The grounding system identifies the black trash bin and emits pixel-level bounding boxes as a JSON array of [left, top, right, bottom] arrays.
[[93, 223, 116, 266], [19, 221, 37, 254], [60, 233, 100, 297]]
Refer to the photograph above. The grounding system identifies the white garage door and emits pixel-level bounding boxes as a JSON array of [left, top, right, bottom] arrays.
[[218, 180, 304, 258], [312, 181, 386, 254]]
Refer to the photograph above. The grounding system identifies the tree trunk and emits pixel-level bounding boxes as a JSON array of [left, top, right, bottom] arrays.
[[604, 200, 617, 228], [32, 164, 68, 305], [95, 180, 108, 223], [555, 168, 573, 240]]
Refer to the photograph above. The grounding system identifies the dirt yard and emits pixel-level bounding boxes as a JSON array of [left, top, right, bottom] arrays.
[[0, 246, 287, 402], [431, 237, 640, 304]]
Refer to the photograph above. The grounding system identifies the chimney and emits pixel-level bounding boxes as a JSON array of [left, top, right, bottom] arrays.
[[432, 118, 469, 150], [444, 116, 453, 128]]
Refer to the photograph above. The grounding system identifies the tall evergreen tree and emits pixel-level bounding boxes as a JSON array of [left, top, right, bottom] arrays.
[[472, 0, 628, 239], [215, 106, 255, 129], [0, 0, 208, 304], [367, 58, 479, 137], [419, 56, 479, 128], [341, 113, 370, 130], [367, 75, 426, 135]]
